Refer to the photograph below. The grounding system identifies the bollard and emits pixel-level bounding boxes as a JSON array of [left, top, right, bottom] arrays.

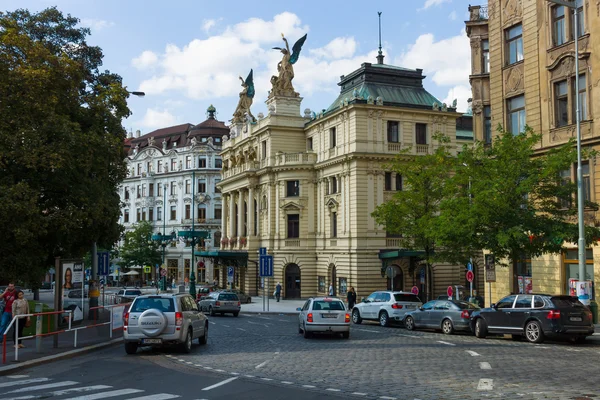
[[35, 303, 43, 353]]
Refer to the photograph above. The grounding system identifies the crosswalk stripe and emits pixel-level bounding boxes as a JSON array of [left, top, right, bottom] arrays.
[[62, 388, 144, 400], [4, 381, 78, 393], [10, 385, 112, 400], [126, 394, 181, 400], [0, 378, 50, 388]]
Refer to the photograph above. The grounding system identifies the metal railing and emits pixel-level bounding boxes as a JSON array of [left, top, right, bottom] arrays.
[[469, 5, 488, 21]]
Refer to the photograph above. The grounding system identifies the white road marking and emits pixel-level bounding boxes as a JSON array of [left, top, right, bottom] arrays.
[[261, 378, 273, 381], [201, 377, 239, 391], [380, 397, 397, 400], [127, 394, 181, 400], [186, 362, 193, 364], [466, 350, 480, 357], [436, 341, 455, 346], [62, 388, 143, 399], [480, 362, 492, 370], [255, 360, 269, 369], [277, 319, 288, 322], [281, 381, 293, 384], [354, 328, 380, 333], [0, 378, 50, 388], [5, 381, 78, 393], [302, 385, 316, 388], [194, 364, 203, 367], [177, 359, 185, 362], [237, 328, 246, 331], [257, 317, 271, 320], [244, 375, 255, 378], [395, 334, 422, 338], [209, 322, 216, 325], [214, 369, 225, 372], [352, 393, 367, 396], [223, 325, 230, 328], [7, 375, 29, 379], [477, 378, 494, 391], [204, 367, 213, 370], [326, 388, 341, 392], [9, 385, 112, 400], [230, 372, 240, 375]]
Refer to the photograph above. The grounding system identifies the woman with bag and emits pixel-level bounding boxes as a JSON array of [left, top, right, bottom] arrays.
[[347, 287, 357, 310], [12, 290, 30, 349]]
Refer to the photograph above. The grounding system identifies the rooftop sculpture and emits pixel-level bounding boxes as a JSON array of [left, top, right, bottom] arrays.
[[269, 33, 307, 98]]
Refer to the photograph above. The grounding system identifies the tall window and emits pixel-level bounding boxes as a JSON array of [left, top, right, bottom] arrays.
[[330, 127, 337, 148], [573, 74, 587, 121], [559, 169, 572, 209], [198, 207, 206, 221], [387, 121, 399, 143], [137, 163, 142, 175], [505, 24, 523, 65], [507, 95, 526, 134], [261, 141, 267, 160], [215, 158, 222, 168], [124, 187, 130, 200], [331, 177, 337, 194], [137, 185, 141, 198], [199, 158, 207, 168], [582, 161, 591, 203], [287, 180, 300, 197], [123, 209, 129, 223], [146, 161, 152, 173], [552, 6, 566, 46], [215, 179, 221, 193], [142, 184, 146, 197], [157, 160, 162, 173], [415, 123, 427, 145], [395, 174, 403, 191], [185, 179, 191, 194], [170, 181, 176, 195], [186, 156, 191, 169], [149, 183, 154, 197], [149, 207, 154, 221], [215, 207, 222, 220], [307, 137, 313, 150], [331, 212, 338, 238], [571, 0, 585, 38], [136, 208, 141, 222], [482, 40, 490, 73], [185, 204, 191, 219], [385, 172, 392, 191], [484, 106, 492, 145], [171, 158, 177, 171], [198, 179, 206, 193], [157, 206, 162, 221], [287, 214, 300, 238], [170, 206, 177, 220], [157, 183, 163, 195], [555, 80, 569, 127], [141, 208, 146, 221]]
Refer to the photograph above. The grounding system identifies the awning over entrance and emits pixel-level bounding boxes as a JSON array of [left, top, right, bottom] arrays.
[[196, 250, 248, 268], [378, 249, 426, 260]]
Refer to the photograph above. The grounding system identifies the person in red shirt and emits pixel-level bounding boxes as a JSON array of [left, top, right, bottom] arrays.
[[0, 283, 17, 335]]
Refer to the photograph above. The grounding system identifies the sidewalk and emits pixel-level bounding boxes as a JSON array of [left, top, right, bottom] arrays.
[[241, 296, 304, 314]]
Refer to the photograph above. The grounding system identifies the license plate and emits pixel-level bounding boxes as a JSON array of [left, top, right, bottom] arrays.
[[321, 314, 337, 318], [405, 305, 415, 309], [570, 317, 582, 322], [141, 338, 162, 344]]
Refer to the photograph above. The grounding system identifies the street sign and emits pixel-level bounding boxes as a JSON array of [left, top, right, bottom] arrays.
[[259, 255, 274, 277], [160, 268, 167, 277], [98, 252, 110, 276], [227, 266, 234, 283], [144, 266, 151, 273], [467, 262, 473, 271], [411, 286, 419, 295], [420, 268, 425, 284], [197, 260, 205, 268], [447, 286, 454, 298], [466, 270, 474, 283], [485, 254, 496, 282], [259, 247, 267, 256], [386, 266, 397, 278]]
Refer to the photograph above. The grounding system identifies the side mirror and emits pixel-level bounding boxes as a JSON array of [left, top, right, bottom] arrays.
[[362, 298, 368, 303], [419, 307, 424, 311], [296, 307, 302, 311], [491, 303, 497, 309]]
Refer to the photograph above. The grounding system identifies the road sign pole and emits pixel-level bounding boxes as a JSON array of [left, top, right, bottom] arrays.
[[267, 277, 270, 312], [469, 257, 473, 299]]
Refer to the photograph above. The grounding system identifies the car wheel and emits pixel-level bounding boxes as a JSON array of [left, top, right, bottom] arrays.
[[524, 321, 544, 343], [209, 307, 215, 317], [199, 324, 208, 345], [124, 342, 138, 355], [303, 323, 312, 339], [379, 311, 389, 327], [442, 318, 454, 335], [404, 316, 415, 331], [181, 329, 193, 353], [233, 312, 239, 317], [342, 331, 350, 339], [352, 309, 362, 324], [475, 318, 487, 338]]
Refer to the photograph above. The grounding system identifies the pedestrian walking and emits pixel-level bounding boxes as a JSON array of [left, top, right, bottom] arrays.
[[12, 290, 30, 348], [328, 283, 334, 297], [0, 283, 17, 335], [275, 282, 282, 302], [347, 287, 357, 310]]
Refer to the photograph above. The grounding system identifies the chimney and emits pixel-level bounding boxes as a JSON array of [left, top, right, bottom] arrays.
[[136, 130, 141, 138]]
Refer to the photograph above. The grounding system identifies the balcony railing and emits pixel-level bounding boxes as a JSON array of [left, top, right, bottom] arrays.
[[388, 143, 402, 152], [285, 239, 300, 247], [469, 5, 488, 21], [416, 144, 430, 154], [253, 152, 317, 170], [386, 238, 401, 248]]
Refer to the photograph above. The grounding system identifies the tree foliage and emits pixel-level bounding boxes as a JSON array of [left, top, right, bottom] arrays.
[[118, 222, 162, 271], [0, 8, 130, 285]]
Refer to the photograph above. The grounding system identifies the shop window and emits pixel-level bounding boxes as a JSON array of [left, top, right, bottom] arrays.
[[564, 249, 594, 298]]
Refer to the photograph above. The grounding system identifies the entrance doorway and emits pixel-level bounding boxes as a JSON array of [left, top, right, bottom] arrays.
[[330, 264, 337, 296], [285, 264, 301, 299]]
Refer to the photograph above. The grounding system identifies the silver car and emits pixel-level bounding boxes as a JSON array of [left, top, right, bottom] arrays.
[[352, 291, 423, 327], [297, 297, 350, 339], [123, 293, 208, 354], [403, 300, 480, 334], [198, 292, 241, 317]]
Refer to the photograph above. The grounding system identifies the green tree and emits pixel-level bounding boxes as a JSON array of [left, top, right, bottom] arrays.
[[436, 127, 600, 288], [118, 222, 162, 271], [372, 133, 456, 300], [0, 8, 130, 285]]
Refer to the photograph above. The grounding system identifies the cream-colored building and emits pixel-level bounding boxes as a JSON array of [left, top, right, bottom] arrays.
[[211, 54, 484, 300], [466, 1, 599, 303]]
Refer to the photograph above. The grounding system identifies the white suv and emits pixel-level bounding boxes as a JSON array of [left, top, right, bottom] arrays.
[[123, 293, 208, 354], [352, 291, 422, 327]]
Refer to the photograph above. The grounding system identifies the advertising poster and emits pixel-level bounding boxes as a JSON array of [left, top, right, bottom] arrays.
[[63, 262, 84, 290], [112, 305, 125, 330]]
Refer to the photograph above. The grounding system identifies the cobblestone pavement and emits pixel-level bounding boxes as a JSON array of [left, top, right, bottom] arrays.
[[147, 314, 600, 400]]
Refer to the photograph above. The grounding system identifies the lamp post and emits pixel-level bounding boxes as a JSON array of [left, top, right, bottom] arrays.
[[152, 185, 174, 291], [547, 0, 586, 301]]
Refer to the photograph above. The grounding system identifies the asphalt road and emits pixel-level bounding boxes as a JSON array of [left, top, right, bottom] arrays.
[[3, 312, 600, 400]]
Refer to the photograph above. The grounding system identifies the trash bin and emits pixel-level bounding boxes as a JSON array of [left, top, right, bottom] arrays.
[[589, 300, 598, 325]]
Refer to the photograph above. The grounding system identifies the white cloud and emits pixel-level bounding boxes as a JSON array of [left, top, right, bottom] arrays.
[[223, 12, 309, 44], [132, 50, 159, 70], [310, 37, 357, 59], [419, 0, 451, 10], [203, 19, 217, 33], [395, 30, 470, 87], [449, 11, 457, 20], [79, 18, 115, 31], [140, 108, 177, 130], [442, 85, 472, 113]]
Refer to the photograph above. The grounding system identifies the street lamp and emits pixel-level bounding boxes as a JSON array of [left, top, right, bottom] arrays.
[[152, 185, 175, 291], [547, 0, 586, 301]]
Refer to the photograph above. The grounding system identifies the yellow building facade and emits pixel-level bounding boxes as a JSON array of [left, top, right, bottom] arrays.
[[466, 0, 600, 304]]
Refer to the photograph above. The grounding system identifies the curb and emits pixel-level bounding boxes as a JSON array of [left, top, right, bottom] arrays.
[[240, 311, 299, 316], [0, 338, 123, 376]]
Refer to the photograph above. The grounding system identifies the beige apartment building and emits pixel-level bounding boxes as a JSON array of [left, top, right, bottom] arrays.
[[466, 0, 600, 303], [210, 53, 484, 300]]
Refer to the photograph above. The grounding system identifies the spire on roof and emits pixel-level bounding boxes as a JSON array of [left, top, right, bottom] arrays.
[[207, 104, 216, 119], [376, 11, 384, 65]]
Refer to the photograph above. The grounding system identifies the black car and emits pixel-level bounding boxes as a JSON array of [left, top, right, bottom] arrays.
[[470, 294, 594, 343]]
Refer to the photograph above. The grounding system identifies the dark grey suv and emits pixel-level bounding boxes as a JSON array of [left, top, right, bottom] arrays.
[[470, 294, 594, 343]]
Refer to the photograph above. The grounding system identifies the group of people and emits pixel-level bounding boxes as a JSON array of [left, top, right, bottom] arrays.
[[0, 283, 30, 348]]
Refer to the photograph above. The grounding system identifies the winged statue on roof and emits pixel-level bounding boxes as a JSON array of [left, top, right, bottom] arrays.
[[232, 69, 256, 124], [270, 33, 307, 97]]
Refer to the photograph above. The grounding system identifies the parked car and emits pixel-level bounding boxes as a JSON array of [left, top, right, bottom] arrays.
[[297, 297, 350, 339], [115, 289, 142, 304], [403, 300, 480, 334], [196, 285, 218, 301], [352, 291, 423, 327], [220, 289, 252, 304], [470, 294, 594, 344], [198, 292, 241, 317], [123, 293, 208, 354]]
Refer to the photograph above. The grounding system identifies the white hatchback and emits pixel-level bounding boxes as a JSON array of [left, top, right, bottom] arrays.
[[352, 291, 423, 327], [297, 297, 350, 339]]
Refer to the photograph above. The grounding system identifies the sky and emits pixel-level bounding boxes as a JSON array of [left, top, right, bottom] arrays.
[[5, 0, 476, 134]]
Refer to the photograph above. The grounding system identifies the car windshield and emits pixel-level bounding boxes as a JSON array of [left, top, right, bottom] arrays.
[[218, 293, 239, 301], [394, 294, 422, 303], [312, 300, 345, 311], [551, 296, 585, 309], [130, 297, 174, 313], [453, 301, 480, 310], [126, 290, 141, 295]]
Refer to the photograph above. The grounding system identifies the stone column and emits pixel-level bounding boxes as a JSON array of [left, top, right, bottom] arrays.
[[228, 192, 235, 240], [248, 186, 255, 237], [222, 194, 228, 239], [238, 189, 245, 238]]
